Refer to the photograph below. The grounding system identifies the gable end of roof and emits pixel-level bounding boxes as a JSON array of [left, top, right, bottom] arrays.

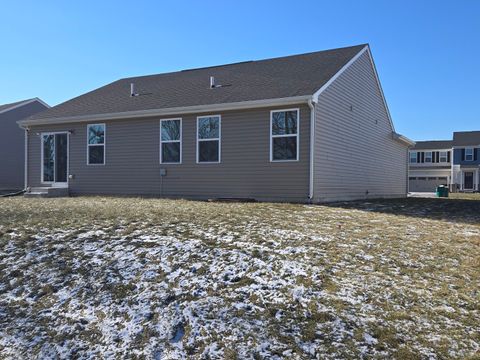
[[311, 45, 395, 133], [0, 98, 50, 115]]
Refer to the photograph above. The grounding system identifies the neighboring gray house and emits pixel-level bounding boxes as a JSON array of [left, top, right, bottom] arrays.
[[409, 131, 480, 192], [0, 98, 49, 190], [19, 44, 413, 202]]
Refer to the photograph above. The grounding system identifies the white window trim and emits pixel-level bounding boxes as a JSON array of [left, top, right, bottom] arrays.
[[196, 115, 221, 164], [424, 151, 432, 163], [40, 131, 69, 185], [439, 151, 448, 163], [465, 147, 474, 161], [409, 151, 417, 163], [87, 123, 106, 166], [270, 108, 300, 162], [159, 118, 182, 164]]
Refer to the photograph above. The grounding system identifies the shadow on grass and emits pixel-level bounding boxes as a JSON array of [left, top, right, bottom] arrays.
[[325, 197, 480, 225]]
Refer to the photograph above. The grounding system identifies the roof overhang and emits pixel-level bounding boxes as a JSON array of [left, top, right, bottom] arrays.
[[393, 132, 415, 147], [411, 148, 453, 151], [18, 95, 311, 127]]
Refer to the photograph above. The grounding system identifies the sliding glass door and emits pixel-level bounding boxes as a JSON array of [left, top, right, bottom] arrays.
[[42, 133, 68, 185]]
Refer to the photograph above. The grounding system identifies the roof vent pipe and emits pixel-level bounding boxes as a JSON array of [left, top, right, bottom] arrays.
[[210, 76, 215, 89], [130, 83, 138, 97]]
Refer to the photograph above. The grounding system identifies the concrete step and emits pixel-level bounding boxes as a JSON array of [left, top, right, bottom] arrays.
[[24, 186, 69, 198], [30, 187, 50, 193], [24, 192, 48, 198]]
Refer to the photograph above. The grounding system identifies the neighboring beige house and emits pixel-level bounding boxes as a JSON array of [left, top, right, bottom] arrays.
[[409, 140, 453, 192], [0, 98, 49, 191], [18, 44, 413, 202]]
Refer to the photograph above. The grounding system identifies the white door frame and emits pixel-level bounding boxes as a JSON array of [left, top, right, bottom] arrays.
[[40, 132, 69, 187], [462, 170, 474, 191]]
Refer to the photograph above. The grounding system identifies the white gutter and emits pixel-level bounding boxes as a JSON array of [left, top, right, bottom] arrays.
[[393, 132, 415, 147], [307, 98, 316, 202], [18, 95, 312, 127]]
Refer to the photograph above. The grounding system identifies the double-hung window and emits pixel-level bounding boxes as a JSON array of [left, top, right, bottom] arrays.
[[424, 151, 432, 163], [409, 151, 417, 163], [271, 109, 299, 161], [197, 115, 221, 163], [87, 124, 105, 165], [439, 151, 448, 163], [465, 148, 474, 161], [160, 119, 182, 163]]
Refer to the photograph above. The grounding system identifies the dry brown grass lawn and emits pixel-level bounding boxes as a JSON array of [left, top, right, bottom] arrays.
[[0, 196, 479, 359], [449, 192, 480, 201]]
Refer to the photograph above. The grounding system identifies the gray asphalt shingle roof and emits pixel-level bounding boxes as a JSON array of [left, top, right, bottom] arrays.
[[412, 131, 480, 149], [412, 140, 453, 150], [29, 44, 366, 121], [0, 99, 34, 113], [453, 131, 480, 146]]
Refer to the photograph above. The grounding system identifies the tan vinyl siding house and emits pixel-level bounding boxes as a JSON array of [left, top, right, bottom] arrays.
[[19, 44, 412, 202], [26, 104, 311, 201], [313, 51, 408, 202]]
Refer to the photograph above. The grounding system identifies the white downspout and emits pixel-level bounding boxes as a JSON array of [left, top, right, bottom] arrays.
[[460, 170, 463, 191], [473, 169, 480, 191], [450, 156, 454, 192], [308, 98, 316, 202], [24, 127, 29, 190]]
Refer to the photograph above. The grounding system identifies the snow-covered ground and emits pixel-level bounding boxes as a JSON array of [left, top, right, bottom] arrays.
[[0, 197, 479, 359]]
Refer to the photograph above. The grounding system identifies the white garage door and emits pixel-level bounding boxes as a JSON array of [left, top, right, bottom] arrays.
[[409, 177, 448, 192]]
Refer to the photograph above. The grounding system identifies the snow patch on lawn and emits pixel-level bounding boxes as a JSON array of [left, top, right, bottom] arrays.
[[0, 198, 479, 359]]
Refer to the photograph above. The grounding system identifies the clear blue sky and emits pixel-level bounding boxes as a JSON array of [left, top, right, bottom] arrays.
[[1, 1, 479, 140]]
